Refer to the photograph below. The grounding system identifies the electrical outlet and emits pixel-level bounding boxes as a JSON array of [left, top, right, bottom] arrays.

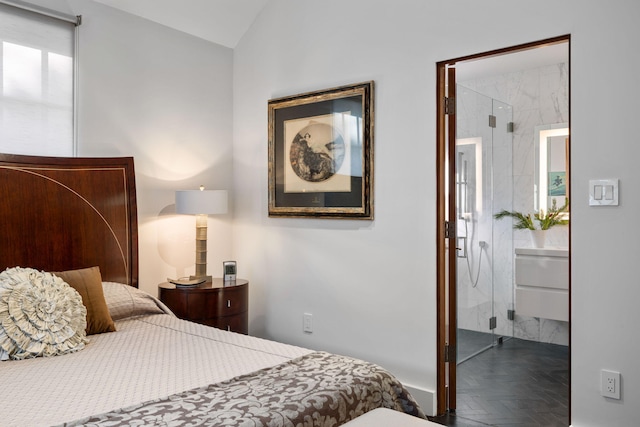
[[303, 313, 313, 333], [601, 370, 621, 399]]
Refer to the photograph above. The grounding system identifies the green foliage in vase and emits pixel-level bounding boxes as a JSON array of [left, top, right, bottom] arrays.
[[493, 210, 535, 230], [494, 198, 568, 230]]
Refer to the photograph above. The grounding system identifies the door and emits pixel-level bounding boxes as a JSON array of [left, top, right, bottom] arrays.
[[455, 84, 496, 364], [436, 64, 458, 414], [456, 88, 515, 363], [436, 36, 570, 417]]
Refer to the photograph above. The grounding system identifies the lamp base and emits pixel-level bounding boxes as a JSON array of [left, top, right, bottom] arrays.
[[190, 275, 212, 283]]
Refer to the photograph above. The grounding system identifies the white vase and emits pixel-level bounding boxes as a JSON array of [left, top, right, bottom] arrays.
[[530, 229, 547, 248]]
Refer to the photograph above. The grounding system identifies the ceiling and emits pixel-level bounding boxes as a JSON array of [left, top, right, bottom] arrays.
[[92, 0, 268, 48], [92, 1, 567, 76], [456, 42, 569, 81]]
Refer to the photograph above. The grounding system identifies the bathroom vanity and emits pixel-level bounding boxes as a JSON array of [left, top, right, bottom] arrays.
[[515, 247, 568, 321]]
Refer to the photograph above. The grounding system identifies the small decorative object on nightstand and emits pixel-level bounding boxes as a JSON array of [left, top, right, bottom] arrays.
[[223, 260, 236, 283], [159, 278, 248, 334]]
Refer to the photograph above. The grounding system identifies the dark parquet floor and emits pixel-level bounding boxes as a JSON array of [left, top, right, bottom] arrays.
[[428, 333, 569, 427]]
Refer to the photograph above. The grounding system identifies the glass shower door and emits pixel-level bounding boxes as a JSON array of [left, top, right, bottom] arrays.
[[455, 85, 513, 363], [490, 98, 514, 344]]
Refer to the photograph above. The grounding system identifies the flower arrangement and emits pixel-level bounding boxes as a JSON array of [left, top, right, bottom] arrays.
[[494, 198, 569, 230]]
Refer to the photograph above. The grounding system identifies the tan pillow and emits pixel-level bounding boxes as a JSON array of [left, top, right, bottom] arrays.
[[53, 267, 116, 335]]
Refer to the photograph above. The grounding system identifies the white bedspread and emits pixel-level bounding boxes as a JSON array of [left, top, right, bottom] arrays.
[[1, 314, 312, 427]]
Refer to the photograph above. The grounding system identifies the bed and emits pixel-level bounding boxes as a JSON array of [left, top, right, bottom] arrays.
[[0, 153, 426, 426]]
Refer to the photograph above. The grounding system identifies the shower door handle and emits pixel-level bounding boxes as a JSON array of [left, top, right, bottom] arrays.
[[456, 237, 467, 258]]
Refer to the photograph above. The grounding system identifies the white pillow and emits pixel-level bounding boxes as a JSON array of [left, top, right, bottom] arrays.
[[0, 267, 88, 360]]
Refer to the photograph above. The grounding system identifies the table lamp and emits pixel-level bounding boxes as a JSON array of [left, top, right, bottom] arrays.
[[175, 186, 228, 282]]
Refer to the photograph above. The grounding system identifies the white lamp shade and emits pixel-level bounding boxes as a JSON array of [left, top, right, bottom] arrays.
[[175, 189, 228, 215]]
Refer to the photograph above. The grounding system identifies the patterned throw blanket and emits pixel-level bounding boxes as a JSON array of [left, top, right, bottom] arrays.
[[64, 351, 426, 426]]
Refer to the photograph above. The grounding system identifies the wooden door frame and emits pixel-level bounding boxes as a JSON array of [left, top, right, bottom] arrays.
[[436, 34, 571, 417], [435, 63, 457, 415]]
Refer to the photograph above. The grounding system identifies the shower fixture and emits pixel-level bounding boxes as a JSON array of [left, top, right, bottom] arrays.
[[456, 152, 470, 219], [465, 237, 485, 288], [456, 150, 484, 288]]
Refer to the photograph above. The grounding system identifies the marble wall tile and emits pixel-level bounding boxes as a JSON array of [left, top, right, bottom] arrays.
[[546, 226, 569, 247], [541, 318, 570, 345], [513, 315, 540, 341]]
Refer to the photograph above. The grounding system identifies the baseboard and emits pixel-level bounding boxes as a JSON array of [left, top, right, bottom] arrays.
[[404, 384, 436, 416]]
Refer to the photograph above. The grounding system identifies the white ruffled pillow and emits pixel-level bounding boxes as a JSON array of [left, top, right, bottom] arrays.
[[0, 267, 89, 361]]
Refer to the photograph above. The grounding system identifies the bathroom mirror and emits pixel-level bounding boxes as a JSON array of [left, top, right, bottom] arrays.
[[534, 123, 569, 214]]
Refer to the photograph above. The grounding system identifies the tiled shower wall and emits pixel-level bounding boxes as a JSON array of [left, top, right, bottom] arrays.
[[459, 62, 569, 346]]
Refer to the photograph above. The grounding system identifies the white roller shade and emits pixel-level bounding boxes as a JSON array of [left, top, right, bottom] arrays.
[[0, 2, 75, 156]]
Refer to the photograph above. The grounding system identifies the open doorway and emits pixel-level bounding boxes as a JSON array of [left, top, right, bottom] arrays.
[[435, 36, 570, 425]]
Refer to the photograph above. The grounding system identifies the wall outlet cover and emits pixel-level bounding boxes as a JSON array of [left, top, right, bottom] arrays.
[[601, 369, 621, 399]]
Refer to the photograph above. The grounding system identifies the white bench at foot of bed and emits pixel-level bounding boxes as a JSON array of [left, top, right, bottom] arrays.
[[343, 408, 439, 426]]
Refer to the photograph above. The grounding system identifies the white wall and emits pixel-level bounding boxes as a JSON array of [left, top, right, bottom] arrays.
[[570, 1, 640, 425], [233, 0, 439, 411], [53, 0, 235, 295], [234, 0, 640, 424]]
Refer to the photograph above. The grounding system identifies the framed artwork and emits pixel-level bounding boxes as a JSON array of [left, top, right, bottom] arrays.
[[548, 171, 566, 196], [268, 81, 374, 219]]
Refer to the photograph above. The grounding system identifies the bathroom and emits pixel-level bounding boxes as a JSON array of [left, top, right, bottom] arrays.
[[454, 41, 570, 361]]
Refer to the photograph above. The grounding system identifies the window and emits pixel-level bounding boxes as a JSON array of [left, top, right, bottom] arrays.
[[0, 2, 76, 156]]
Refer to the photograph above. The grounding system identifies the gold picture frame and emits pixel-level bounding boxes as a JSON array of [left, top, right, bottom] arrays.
[[268, 81, 374, 219]]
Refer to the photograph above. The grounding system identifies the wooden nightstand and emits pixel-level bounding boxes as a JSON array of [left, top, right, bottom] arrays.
[[159, 278, 248, 334]]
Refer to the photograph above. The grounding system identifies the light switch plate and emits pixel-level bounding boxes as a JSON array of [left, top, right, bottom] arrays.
[[589, 179, 619, 206]]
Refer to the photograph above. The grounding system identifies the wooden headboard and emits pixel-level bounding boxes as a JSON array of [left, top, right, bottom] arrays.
[[0, 154, 139, 287]]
